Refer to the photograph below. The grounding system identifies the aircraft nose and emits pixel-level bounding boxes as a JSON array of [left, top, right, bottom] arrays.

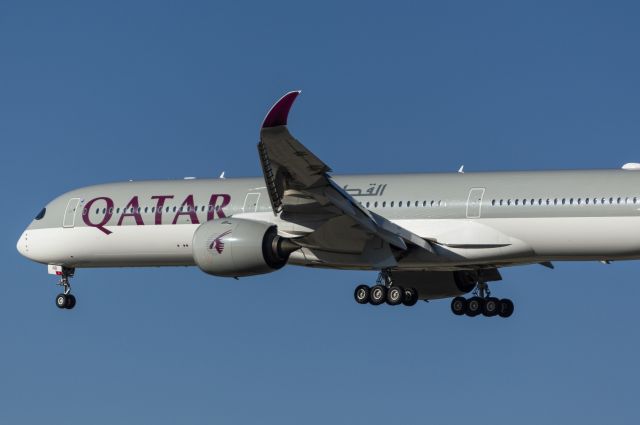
[[16, 231, 29, 258]]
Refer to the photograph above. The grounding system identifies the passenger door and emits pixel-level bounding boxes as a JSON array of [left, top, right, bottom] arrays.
[[63, 198, 82, 228], [466, 188, 485, 218], [242, 193, 260, 213]]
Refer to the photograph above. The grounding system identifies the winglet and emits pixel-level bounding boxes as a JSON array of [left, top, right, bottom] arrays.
[[261, 90, 301, 128]]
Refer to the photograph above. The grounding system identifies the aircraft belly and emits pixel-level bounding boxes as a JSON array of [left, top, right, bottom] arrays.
[[483, 217, 640, 259], [399, 216, 640, 263], [24, 225, 198, 267]]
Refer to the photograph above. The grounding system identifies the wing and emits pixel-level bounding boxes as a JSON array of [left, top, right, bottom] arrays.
[[257, 91, 436, 265]]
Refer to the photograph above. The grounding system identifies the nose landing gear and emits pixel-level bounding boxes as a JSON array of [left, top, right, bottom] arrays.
[[54, 267, 76, 310]]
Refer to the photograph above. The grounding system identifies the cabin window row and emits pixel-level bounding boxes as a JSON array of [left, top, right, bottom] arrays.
[[363, 200, 446, 209], [490, 197, 640, 207], [84, 205, 222, 215]]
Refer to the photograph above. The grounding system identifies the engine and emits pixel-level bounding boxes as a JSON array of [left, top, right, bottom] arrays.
[[192, 218, 298, 278], [391, 270, 477, 300]]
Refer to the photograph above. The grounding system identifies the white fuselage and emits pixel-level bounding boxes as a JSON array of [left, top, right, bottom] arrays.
[[17, 170, 640, 271]]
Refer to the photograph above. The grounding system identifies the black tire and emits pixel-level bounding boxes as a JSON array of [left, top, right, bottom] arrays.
[[483, 297, 500, 317], [498, 298, 515, 318], [354, 285, 370, 304], [386, 286, 403, 305], [369, 285, 387, 305], [451, 297, 467, 315], [402, 287, 418, 307], [465, 296, 484, 317], [55, 293, 67, 309], [65, 294, 76, 310]]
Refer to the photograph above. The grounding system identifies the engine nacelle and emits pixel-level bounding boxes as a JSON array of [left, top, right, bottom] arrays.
[[391, 270, 477, 300], [192, 218, 297, 278]]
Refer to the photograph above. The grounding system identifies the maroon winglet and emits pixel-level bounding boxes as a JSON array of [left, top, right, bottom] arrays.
[[261, 90, 301, 128]]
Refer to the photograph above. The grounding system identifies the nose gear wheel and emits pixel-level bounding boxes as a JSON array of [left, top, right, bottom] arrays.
[[54, 267, 77, 310]]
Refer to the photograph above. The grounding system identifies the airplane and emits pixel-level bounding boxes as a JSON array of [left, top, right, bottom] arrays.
[[16, 91, 640, 317]]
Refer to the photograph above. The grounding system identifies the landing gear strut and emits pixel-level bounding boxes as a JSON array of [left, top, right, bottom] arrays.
[[450, 281, 513, 318], [55, 267, 76, 310], [353, 270, 419, 307]]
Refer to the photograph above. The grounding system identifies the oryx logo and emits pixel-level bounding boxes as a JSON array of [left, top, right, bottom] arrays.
[[209, 230, 232, 254]]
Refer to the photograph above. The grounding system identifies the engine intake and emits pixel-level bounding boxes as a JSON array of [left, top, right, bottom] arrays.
[[192, 218, 298, 277]]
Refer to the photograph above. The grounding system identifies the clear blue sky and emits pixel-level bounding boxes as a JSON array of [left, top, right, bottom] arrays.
[[2, 1, 640, 423]]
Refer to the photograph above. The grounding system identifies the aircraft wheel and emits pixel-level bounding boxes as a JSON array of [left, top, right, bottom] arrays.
[[55, 294, 68, 309], [65, 294, 77, 310], [498, 299, 514, 318], [402, 287, 418, 306], [451, 297, 467, 315], [354, 285, 370, 304], [386, 286, 403, 305], [465, 296, 484, 317], [483, 297, 500, 317], [369, 285, 387, 305]]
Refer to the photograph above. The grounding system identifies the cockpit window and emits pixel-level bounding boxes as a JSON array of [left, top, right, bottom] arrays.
[[35, 208, 46, 220]]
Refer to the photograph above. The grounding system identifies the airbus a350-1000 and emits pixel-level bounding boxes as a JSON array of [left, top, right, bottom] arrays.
[[17, 91, 640, 317]]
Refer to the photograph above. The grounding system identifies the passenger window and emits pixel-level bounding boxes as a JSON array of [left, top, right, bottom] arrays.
[[391, 201, 395, 207], [382, 201, 386, 207], [374, 201, 378, 208]]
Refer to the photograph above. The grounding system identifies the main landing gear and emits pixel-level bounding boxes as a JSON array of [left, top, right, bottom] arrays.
[[450, 281, 513, 318], [354, 271, 419, 307], [55, 267, 76, 310]]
